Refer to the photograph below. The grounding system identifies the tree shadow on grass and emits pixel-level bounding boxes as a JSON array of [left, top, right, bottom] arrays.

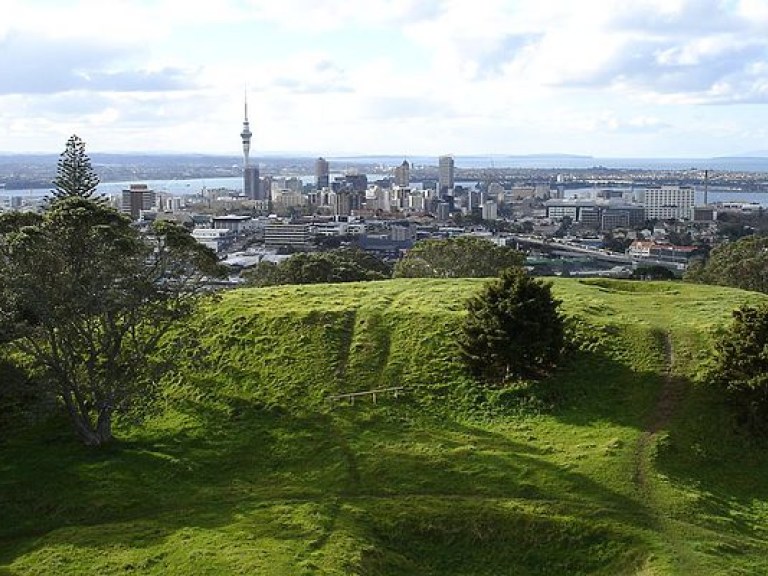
[[531, 348, 667, 432], [655, 382, 768, 531], [319, 414, 657, 575], [0, 398, 343, 556], [547, 334, 768, 567], [342, 415, 656, 525], [354, 495, 648, 576], [0, 397, 662, 572]]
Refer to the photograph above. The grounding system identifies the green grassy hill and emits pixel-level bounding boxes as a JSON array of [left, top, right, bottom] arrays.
[[2, 278, 768, 575]]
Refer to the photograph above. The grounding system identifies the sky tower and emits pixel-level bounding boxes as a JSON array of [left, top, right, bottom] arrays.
[[241, 92, 252, 167], [241, 91, 260, 200]]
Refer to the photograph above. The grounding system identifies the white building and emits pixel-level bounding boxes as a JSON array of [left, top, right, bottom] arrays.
[[391, 186, 410, 211], [271, 189, 305, 210], [271, 177, 303, 194], [407, 190, 426, 212], [364, 185, 391, 212], [191, 228, 233, 253], [488, 182, 505, 204], [264, 223, 312, 248], [642, 185, 694, 221], [482, 200, 498, 221]]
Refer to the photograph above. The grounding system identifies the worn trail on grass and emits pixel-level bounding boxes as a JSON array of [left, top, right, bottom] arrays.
[[633, 331, 696, 573], [634, 333, 684, 495], [634, 332, 685, 488]]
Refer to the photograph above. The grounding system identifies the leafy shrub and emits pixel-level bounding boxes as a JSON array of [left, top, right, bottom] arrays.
[[246, 248, 391, 286], [393, 236, 524, 278], [684, 235, 768, 293], [707, 303, 768, 435]]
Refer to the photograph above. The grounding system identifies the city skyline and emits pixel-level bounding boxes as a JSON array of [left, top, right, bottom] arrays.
[[2, 0, 768, 158]]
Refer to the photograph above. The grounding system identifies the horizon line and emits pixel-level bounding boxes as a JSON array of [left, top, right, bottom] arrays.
[[1, 150, 768, 160]]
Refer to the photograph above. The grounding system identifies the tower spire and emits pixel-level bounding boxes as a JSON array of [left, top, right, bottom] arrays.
[[240, 89, 260, 201], [240, 89, 252, 168]]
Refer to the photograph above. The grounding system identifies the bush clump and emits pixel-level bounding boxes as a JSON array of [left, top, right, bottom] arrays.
[[458, 268, 564, 385]]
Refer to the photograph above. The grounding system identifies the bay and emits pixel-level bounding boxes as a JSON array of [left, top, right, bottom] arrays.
[[4, 177, 768, 206]]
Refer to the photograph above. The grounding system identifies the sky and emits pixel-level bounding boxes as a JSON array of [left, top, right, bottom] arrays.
[[1, 0, 768, 158]]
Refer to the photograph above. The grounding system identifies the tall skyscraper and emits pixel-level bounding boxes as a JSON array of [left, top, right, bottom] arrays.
[[244, 166, 260, 200], [438, 155, 454, 197], [315, 157, 330, 190], [241, 92, 260, 200], [394, 159, 410, 187]]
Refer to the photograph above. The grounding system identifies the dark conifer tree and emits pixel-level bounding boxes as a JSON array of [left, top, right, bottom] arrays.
[[459, 267, 564, 385], [51, 134, 103, 201]]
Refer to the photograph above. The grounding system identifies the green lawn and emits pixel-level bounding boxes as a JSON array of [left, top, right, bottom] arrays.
[[2, 278, 768, 575]]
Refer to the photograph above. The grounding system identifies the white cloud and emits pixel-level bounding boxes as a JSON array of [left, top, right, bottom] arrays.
[[242, 0, 443, 30], [0, 31, 199, 95], [1, 0, 768, 156], [403, 0, 768, 105]]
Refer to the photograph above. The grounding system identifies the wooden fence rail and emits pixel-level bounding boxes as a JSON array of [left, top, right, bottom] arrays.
[[326, 386, 405, 406]]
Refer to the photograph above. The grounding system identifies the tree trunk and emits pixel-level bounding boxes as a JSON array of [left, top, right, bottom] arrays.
[[95, 408, 113, 445], [67, 405, 113, 446]]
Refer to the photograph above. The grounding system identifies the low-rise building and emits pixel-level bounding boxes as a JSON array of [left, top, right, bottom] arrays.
[[264, 223, 312, 249], [212, 214, 253, 233], [601, 205, 645, 230], [191, 227, 234, 253]]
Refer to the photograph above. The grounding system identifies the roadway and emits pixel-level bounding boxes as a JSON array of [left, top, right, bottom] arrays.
[[507, 234, 686, 271]]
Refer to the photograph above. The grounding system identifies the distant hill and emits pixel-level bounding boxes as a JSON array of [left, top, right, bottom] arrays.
[[725, 150, 768, 158], [3, 151, 768, 173]]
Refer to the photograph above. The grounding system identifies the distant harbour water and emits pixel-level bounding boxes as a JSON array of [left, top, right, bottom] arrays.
[[4, 176, 768, 206], [1, 175, 354, 199], [2, 177, 248, 198]]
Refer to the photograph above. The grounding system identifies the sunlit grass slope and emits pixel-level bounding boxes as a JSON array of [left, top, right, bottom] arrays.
[[2, 278, 768, 575]]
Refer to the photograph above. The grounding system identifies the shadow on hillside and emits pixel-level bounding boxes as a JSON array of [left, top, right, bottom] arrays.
[[1, 396, 661, 568], [344, 416, 654, 519], [544, 348, 665, 431], [655, 382, 768, 530], [0, 398, 328, 557], [356, 494, 648, 575]]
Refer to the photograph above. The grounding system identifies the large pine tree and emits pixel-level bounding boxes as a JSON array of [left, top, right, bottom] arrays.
[[51, 134, 102, 200]]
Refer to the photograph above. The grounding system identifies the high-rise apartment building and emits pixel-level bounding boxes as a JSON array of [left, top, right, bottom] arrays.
[[438, 155, 454, 197], [643, 185, 695, 220], [121, 184, 155, 219], [394, 159, 410, 187], [315, 157, 330, 190]]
